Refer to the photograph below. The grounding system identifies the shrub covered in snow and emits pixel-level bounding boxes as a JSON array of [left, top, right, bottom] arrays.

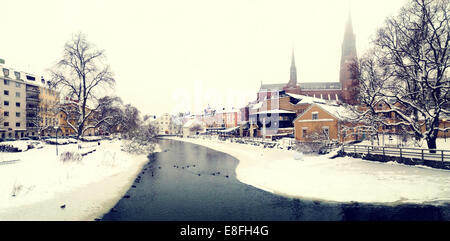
[[121, 124, 157, 154], [60, 151, 83, 163]]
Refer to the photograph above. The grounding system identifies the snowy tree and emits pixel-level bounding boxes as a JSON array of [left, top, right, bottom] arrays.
[[96, 96, 124, 135], [122, 123, 158, 154], [352, 0, 450, 151], [51, 32, 115, 139]]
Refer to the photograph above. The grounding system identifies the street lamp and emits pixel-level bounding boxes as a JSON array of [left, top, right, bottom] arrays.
[[54, 126, 60, 156]]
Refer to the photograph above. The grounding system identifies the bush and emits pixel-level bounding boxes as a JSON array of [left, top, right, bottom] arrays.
[[60, 151, 83, 163], [122, 124, 157, 154]]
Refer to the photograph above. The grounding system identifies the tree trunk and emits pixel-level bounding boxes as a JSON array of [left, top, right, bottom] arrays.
[[427, 137, 437, 153]]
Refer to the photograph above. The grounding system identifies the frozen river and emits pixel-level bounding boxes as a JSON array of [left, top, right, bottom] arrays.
[[101, 139, 450, 221]]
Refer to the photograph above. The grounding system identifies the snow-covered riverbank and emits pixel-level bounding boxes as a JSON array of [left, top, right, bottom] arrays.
[[166, 136, 450, 205], [0, 140, 160, 220]]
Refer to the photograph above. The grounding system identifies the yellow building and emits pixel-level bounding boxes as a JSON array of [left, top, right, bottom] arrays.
[[39, 85, 60, 136], [57, 101, 97, 137]]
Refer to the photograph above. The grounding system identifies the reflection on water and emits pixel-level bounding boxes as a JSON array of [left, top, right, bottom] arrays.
[[101, 139, 450, 221]]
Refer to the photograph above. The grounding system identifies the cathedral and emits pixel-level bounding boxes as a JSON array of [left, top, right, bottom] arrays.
[[259, 12, 359, 105]]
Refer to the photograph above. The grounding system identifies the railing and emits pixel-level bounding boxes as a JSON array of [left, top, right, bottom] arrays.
[[342, 144, 450, 163]]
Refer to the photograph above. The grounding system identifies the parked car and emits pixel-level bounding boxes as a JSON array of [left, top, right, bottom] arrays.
[[5, 138, 16, 141], [20, 137, 31, 141]]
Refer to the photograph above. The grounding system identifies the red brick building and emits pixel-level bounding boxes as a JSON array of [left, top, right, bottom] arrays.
[[259, 12, 359, 105]]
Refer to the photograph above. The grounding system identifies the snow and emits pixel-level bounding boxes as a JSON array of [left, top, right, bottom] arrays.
[[0, 141, 37, 152], [286, 93, 328, 104], [0, 139, 161, 220], [166, 136, 450, 204]]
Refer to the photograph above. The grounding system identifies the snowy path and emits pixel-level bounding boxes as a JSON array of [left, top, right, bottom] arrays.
[[0, 140, 160, 220], [166, 137, 450, 204]]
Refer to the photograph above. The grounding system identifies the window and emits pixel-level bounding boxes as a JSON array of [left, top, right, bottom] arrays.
[[4, 111, 9, 117], [312, 112, 319, 120], [16, 122, 20, 127], [15, 82, 21, 88], [26, 75, 36, 81], [14, 71, 20, 80], [15, 92, 20, 98], [2, 68, 9, 77], [302, 128, 308, 138], [4, 122, 9, 127], [16, 112, 20, 117], [4, 79, 10, 85], [15, 102, 20, 107], [4, 101, 9, 106], [4, 90, 9, 95], [322, 126, 330, 138]]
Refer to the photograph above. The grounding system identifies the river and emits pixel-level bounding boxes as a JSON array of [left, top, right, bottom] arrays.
[[101, 139, 449, 221]]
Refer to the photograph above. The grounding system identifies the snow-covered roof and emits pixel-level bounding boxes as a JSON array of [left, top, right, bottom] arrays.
[[286, 93, 328, 104], [316, 103, 357, 120], [0, 64, 49, 88], [256, 109, 295, 115], [250, 102, 263, 110], [294, 103, 357, 122], [259, 83, 286, 91], [183, 119, 203, 128]]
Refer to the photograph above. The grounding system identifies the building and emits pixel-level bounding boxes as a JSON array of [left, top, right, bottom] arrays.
[[183, 118, 205, 137], [293, 103, 357, 143], [153, 113, 176, 135], [1, 66, 27, 139], [259, 12, 359, 105], [0, 64, 56, 139], [38, 81, 60, 136], [58, 99, 98, 137]]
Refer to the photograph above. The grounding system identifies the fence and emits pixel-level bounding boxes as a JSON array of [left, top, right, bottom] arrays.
[[342, 144, 450, 169]]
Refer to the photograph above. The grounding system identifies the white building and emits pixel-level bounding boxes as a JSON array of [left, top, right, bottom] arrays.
[[1, 63, 53, 139], [183, 119, 205, 137], [153, 113, 176, 135]]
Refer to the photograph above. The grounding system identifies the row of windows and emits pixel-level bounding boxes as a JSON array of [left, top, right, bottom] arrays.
[[2, 68, 22, 80], [3, 122, 21, 127], [3, 90, 21, 97], [3, 79, 23, 88], [3, 101, 21, 107], [3, 111, 21, 117]]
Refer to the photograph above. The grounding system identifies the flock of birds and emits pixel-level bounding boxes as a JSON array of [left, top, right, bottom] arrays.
[[62, 149, 231, 217], [171, 163, 229, 178]]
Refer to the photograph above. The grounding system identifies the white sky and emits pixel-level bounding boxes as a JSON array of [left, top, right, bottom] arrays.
[[1, 0, 407, 116]]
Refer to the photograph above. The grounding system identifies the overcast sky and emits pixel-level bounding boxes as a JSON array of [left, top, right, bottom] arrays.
[[1, 0, 407, 116]]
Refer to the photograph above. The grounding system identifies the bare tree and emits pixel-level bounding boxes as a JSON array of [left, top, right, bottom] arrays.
[[51, 32, 115, 139], [97, 96, 124, 135], [353, 0, 450, 151]]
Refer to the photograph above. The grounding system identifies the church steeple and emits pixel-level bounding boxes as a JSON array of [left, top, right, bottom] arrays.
[[341, 10, 357, 64], [288, 48, 297, 87], [339, 9, 359, 105]]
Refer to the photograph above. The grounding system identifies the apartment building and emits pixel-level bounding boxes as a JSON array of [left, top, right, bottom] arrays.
[[1, 63, 60, 139], [0, 67, 27, 139]]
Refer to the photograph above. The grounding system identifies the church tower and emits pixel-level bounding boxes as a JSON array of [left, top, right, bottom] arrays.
[[287, 48, 297, 87], [284, 48, 301, 94], [339, 10, 359, 104]]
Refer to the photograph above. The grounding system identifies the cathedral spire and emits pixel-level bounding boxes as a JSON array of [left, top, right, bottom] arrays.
[[341, 8, 357, 61], [339, 9, 359, 105], [288, 48, 297, 86]]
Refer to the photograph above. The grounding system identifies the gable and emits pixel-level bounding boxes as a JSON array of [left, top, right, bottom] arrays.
[[293, 104, 338, 123]]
